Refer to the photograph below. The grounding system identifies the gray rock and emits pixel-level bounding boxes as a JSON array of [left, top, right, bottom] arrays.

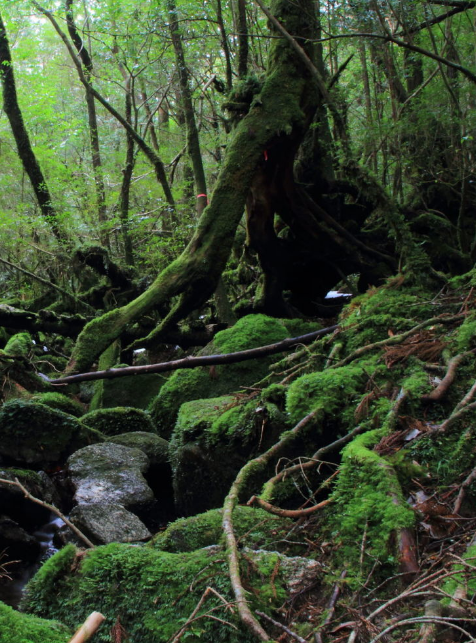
[[245, 549, 321, 597], [67, 443, 154, 508], [106, 432, 169, 464], [70, 503, 151, 544]]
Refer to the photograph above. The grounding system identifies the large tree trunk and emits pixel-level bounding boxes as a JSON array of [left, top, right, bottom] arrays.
[[65, 0, 321, 375]]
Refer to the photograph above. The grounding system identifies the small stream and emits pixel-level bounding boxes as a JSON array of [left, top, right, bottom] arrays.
[[0, 515, 64, 608]]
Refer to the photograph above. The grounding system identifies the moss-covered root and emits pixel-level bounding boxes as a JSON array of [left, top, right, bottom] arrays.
[[64, 0, 319, 376], [332, 430, 416, 577], [223, 409, 319, 641]]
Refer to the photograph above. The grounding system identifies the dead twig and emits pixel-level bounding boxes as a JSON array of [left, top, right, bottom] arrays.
[[314, 570, 347, 643], [0, 477, 94, 548], [256, 610, 307, 643], [68, 612, 105, 643], [453, 465, 476, 514], [422, 350, 476, 402]]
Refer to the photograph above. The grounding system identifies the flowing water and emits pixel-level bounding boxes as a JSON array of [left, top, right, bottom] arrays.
[[0, 514, 64, 608]]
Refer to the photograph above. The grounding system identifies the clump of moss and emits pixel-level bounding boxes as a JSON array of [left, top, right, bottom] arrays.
[[32, 392, 84, 417], [286, 363, 367, 425], [4, 332, 33, 358], [150, 314, 291, 438], [82, 407, 156, 436], [340, 285, 435, 352], [0, 601, 71, 643], [330, 429, 415, 579], [0, 399, 103, 465], [151, 506, 293, 553], [23, 542, 287, 643], [454, 312, 476, 352]]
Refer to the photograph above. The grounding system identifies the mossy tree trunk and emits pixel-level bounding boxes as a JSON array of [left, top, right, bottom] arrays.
[[0, 11, 66, 243], [65, 0, 321, 375]]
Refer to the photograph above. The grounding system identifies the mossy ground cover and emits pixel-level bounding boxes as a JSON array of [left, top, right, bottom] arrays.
[[22, 543, 287, 643], [81, 407, 156, 436], [0, 601, 71, 643]]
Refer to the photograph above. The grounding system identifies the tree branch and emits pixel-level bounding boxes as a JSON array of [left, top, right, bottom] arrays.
[[50, 325, 338, 384]]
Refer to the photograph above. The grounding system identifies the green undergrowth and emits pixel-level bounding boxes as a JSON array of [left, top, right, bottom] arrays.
[[0, 601, 71, 643], [441, 543, 476, 600], [4, 332, 33, 358], [22, 542, 287, 643]]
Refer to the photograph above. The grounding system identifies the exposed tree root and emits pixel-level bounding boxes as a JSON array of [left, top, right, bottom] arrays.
[[422, 349, 476, 402], [247, 496, 330, 518], [255, 610, 307, 643], [222, 409, 320, 641]]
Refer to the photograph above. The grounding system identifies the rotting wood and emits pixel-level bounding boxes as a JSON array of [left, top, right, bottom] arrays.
[[68, 612, 105, 643]]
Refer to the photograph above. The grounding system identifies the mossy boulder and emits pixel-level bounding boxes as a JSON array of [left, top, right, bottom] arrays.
[[151, 506, 293, 553], [0, 400, 103, 465], [150, 314, 291, 438], [91, 367, 165, 411], [23, 542, 318, 643], [69, 503, 151, 545], [106, 432, 169, 464], [81, 407, 156, 436], [170, 394, 289, 515], [0, 601, 71, 643], [4, 332, 33, 358], [31, 392, 84, 418]]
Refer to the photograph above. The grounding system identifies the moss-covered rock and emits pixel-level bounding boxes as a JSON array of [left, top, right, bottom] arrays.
[[106, 432, 169, 464], [23, 542, 316, 643], [0, 400, 103, 465], [151, 505, 293, 553], [31, 392, 84, 418], [91, 366, 165, 412], [150, 314, 291, 438], [0, 601, 71, 643], [170, 394, 289, 515], [4, 332, 33, 358], [81, 407, 156, 436]]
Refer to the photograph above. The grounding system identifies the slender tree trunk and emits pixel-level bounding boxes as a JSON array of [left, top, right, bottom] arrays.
[[215, 0, 233, 91], [167, 0, 208, 215], [65, 0, 109, 248], [237, 0, 248, 78], [0, 11, 65, 242]]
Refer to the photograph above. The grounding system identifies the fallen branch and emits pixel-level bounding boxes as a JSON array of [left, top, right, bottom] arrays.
[[222, 409, 320, 641], [256, 610, 307, 643], [314, 570, 347, 643], [68, 612, 105, 643], [0, 477, 94, 549], [371, 616, 476, 643], [248, 496, 331, 518], [50, 325, 338, 385], [170, 587, 236, 643]]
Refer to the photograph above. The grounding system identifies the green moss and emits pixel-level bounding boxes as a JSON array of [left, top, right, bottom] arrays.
[[82, 407, 156, 436], [286, 363, 367, 424], [31, 392, 84, 418], [170, 395, 289, 515], [280, 319, 322, 337], [4, 332, 33, 358], [23, 543, 286, 643], [454, 312, 476, 351], [0, 399, 103, 465], [150, 315, 291, 438], [340, 286, 435, 352], [441, 544, 476, 599], [0, 601, 71, 643], [330, 430, 415, 578], [151, 506, 293, 553]]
